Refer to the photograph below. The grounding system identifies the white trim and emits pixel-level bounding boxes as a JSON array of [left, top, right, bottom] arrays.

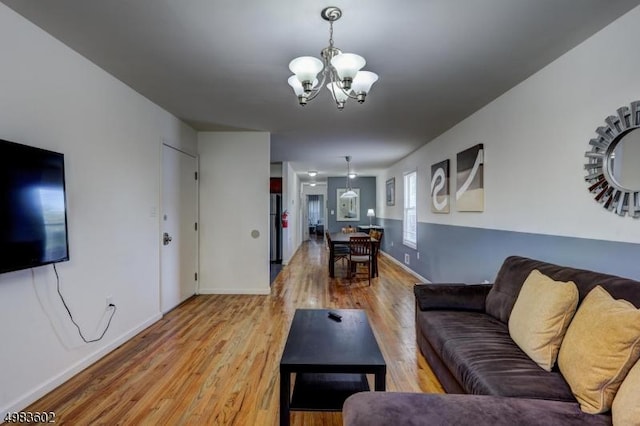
[[403, 240, 417, 250], [403, 170, 417, 248], [161, 141, 198, 158], [198, 287, 271, 295], [1, 314, 162, 416], [195, 156, 200, 294], [380, 251, 430, 283]]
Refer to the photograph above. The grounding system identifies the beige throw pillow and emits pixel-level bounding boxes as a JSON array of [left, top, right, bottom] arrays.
[[508, 269, 579, 371], [558, 285, 640, 414], [612, 359, 640, 425]]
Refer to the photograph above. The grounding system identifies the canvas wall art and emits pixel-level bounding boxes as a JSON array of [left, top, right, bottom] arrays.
[[430, 159, 450, 213], [337, 188, 360, 221], [386, 178, 395, 206], [456, 144, 484, 212]]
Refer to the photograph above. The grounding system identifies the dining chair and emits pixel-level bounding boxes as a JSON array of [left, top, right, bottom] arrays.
[[369, 230, 382, 254], [348, 236, 373, 286], [326, 231, 349, 273], [342, 226, 356, 233], [369, 230, 382, 277]]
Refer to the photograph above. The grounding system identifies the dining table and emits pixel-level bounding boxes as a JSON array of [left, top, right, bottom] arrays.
[[328, 232, 378, 278]]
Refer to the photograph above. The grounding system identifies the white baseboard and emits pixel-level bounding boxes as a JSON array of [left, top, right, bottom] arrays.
[[198, 287, 271, 295], [2, 313, 163, 416], [380, 251, 431, 283]]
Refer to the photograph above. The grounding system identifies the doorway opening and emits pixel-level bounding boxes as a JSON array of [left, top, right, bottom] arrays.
[[307, 194, 324, 240]]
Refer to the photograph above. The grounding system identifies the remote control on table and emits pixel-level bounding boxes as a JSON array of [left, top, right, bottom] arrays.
[[328, 312, 342, 322]]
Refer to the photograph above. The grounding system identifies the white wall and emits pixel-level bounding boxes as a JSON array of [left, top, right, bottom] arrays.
[[270, 162, 283, 177], [0, 4, 197, 414], [197, 132, 270, 294], [281, 162, 301, 264], [380, 5, 640, 245]]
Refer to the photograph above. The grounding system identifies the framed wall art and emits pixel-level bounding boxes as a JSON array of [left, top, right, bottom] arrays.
[[336, 188, 360, 221], [456, 144, 484, 212], [386, 177, 395, 206], [430, 159, 450, 213]]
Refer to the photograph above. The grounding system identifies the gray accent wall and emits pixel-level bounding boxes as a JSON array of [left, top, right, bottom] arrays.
[[327, 176, 376, 232], [378, 219, 640, 283]]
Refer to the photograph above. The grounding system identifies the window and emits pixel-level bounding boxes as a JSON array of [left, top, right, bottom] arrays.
[[308, 195, 321, 225], [403, 171, 417, 249]]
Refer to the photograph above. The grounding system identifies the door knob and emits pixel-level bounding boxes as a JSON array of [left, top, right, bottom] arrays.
[[163, 232, 173, 246]]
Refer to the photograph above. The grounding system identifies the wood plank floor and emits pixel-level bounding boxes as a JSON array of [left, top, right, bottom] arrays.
[[25, 237, 444, 425]]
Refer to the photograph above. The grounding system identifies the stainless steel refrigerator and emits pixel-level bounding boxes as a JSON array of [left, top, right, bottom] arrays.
[[270, 194, 282, 263]]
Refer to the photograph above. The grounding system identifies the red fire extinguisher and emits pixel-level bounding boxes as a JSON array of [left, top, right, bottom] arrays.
[[281, 210, 289, 229]]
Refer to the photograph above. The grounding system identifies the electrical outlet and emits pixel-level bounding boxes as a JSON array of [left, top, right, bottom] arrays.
[[404, 254, 410, 265], [106, 296, 114, 307], [417, 252, 420, 260], [390, 241, 394, 247]]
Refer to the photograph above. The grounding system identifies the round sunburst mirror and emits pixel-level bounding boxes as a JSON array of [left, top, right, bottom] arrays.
[[584, 100, 640, 218]]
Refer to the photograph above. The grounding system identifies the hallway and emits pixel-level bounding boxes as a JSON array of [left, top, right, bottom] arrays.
[[24, 239, 444, 425]]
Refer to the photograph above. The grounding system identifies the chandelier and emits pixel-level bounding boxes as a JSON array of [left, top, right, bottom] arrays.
[[341, 156, 358, 198], [287, 7, 378, 110]]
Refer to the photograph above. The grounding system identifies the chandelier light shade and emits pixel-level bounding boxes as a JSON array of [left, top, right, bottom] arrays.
[[289, 57, 323, 91], [288, 6, 378, 110], [341, 156, 358, 199], [330, 53, 365, 87], [327, 82, 349, 107], [287, 76, 305, 97], [351, 71, 379, 102]]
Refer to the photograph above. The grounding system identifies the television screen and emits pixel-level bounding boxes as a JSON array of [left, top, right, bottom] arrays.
[[0, 139, 69, 274]]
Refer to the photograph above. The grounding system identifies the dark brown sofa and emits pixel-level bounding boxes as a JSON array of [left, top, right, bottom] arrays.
[[343, 256, 640, 426]]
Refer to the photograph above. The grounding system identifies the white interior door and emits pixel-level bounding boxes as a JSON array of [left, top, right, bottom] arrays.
[[161, 144, 198, 313], [303, 196, 309, 241]]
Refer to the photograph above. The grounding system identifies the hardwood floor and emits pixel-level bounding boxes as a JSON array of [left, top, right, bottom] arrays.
[[25, 238, 444, 425]]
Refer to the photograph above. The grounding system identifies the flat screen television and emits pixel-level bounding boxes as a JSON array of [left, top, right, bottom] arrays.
[[0, 139, 70, 274]]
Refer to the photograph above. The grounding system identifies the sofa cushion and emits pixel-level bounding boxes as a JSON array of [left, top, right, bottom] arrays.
[[508, 270, 578, 371], [612, 359, 640, 426], [558, 286, 640, 414], [343, 392, 612, 426], [417, 310, 575, 401], [485, 256, 640, 324], [415, 283, 491, 312]]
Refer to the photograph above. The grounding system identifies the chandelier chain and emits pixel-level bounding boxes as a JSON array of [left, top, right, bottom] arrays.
[[329, 20, 334, 48]]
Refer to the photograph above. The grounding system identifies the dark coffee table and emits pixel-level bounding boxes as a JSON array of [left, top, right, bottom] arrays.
[[279, 309, 386, 426]]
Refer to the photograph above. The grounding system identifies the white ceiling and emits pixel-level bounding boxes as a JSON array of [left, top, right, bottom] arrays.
[[2, 0, 639, 181]]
